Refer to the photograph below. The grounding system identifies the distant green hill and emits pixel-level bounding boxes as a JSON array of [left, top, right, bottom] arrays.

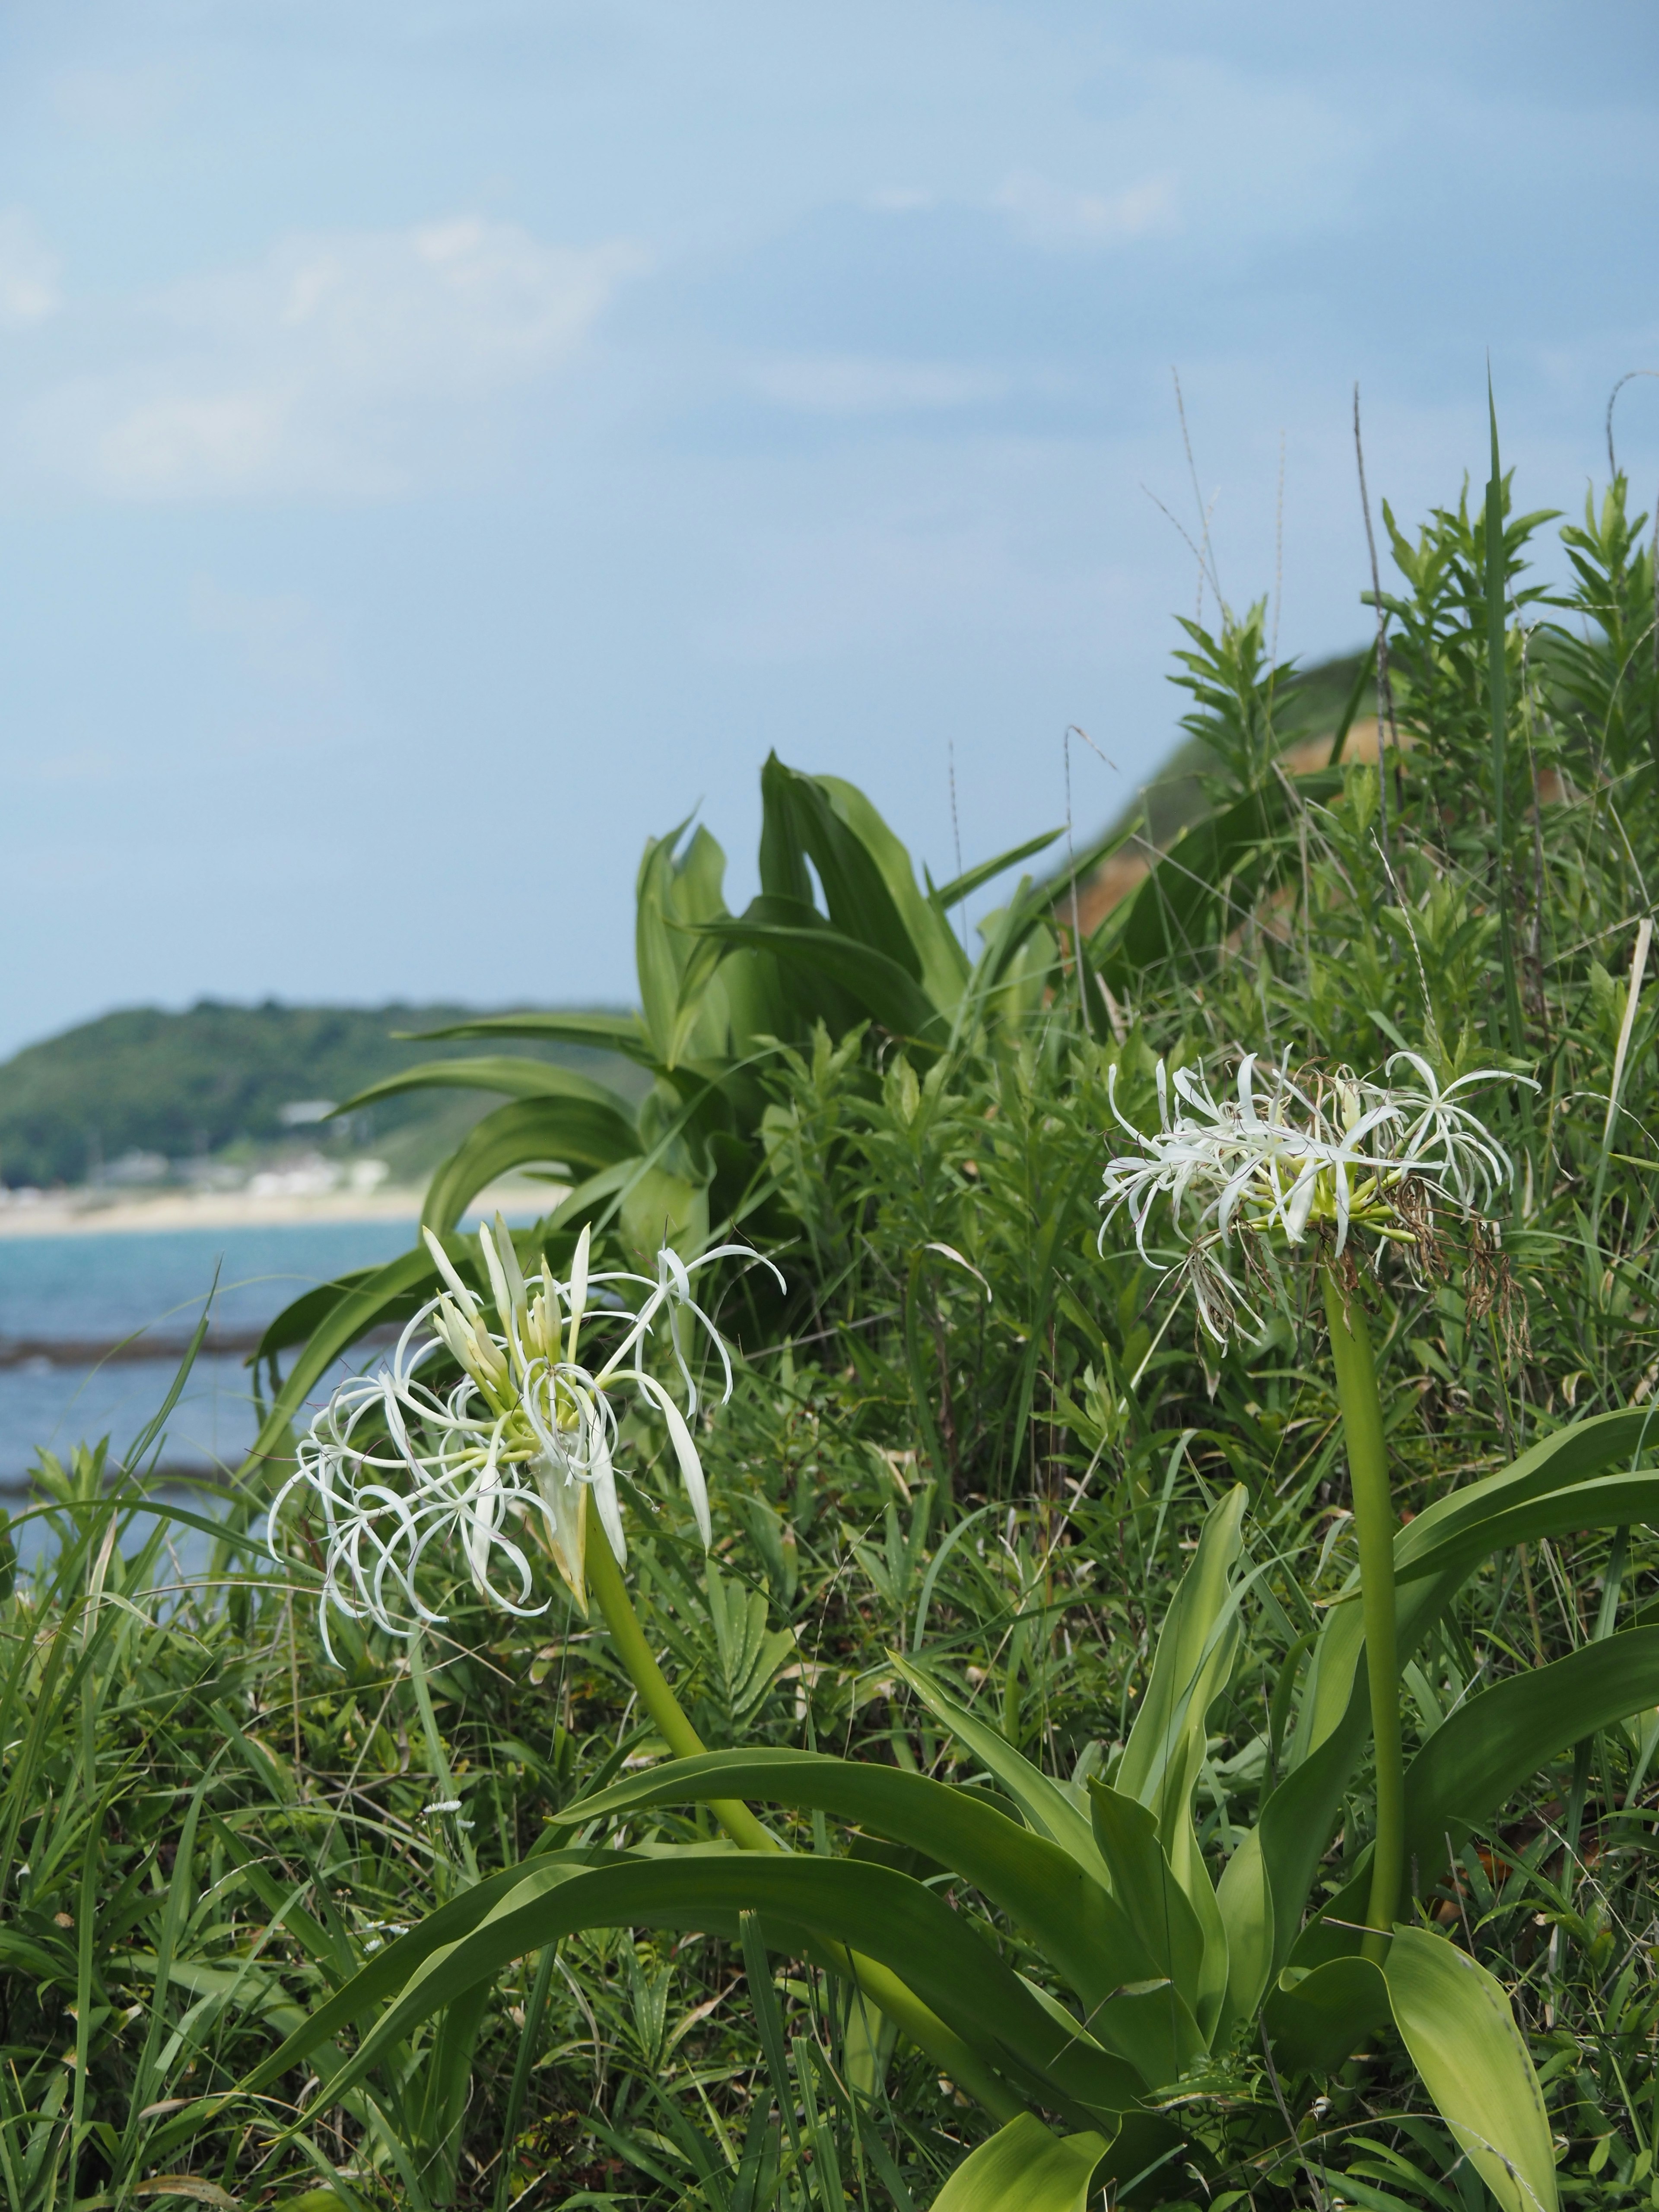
[[0, 1001, 645, 1189]]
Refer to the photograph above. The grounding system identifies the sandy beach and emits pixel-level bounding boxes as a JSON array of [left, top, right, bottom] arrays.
[[0, 1178, 556, 1239]]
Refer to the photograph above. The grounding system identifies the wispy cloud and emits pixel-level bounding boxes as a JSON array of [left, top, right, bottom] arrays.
[[0, 210, 62, 328], [994, 170, 1179, 250], [745, 355, 1007, 415], [17, 217, 645, 500]]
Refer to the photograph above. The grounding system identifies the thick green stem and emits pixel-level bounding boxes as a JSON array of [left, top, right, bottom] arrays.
[[1321, 1268, 1404, 1964], [583, 1530, 1024, 2121]]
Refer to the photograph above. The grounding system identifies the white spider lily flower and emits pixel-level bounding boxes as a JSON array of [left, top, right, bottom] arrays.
[[1099, 1052, 1523, 1344], [270, 1215, 780, 1656]]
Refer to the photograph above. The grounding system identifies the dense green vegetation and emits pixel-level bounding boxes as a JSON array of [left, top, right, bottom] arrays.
[[0, 1001, 643, 1189], [6, 426, 1659, 2211]]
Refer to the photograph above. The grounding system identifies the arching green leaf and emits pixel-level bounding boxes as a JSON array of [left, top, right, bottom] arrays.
[[246, 1850, 1144, 2123], [553, 1745, 1199, 2082], [421, 1096, 639, 1233], [1403, 1627, 1659, 1875]]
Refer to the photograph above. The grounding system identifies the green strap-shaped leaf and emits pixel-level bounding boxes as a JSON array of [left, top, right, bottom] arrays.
[[422, 1096, 641, 1232], [759, 757, 932, 986], [931, 2115, 1110, 2212], [553, 1745, 1200, 2082], [1402, 1627, 1659, 1876], [1087, 1783, 1208, 2027], [1383, 1927, 1558, 2212], [1255, 1412, 1659, 1994], [246, 1850, 1144, 2123], [930, 828, 1063, 914], [1392, 1407, 1659, 1589], [400, 1008, 656, 1065], [1394, 1471, 1659, 1588], [1117, 1486, 1246, 1839], [637, 821, 737, 1065], [892, 1656, 1106, 1879], [1116, 1484, 1245, 2012], [333, 1057, 633, 1116]]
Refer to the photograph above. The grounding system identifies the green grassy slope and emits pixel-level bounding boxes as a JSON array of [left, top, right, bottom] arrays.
[[0, 1000, 645, 1187]]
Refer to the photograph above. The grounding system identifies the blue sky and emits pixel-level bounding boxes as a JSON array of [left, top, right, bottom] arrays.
[[3, 1, 1657, 1056]]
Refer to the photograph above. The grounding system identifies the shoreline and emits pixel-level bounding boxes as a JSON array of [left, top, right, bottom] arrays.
[[0, 1179, 555, 1240]]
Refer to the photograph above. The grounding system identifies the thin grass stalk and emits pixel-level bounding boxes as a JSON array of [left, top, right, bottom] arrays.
[[1320, 1267, 1403, 1960], [1486, 395, 1525, 1059]]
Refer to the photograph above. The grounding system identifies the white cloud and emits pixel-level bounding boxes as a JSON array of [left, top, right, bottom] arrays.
[[994, 170, 1179, 250], [52, 62, 189, 136], [0, 210, 62, 328], [864, 187, 938, 213], [22, 217, 645, 500], [746, 355, 1007, 415]]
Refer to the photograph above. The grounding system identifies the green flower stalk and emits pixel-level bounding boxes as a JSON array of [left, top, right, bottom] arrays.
[[1100, 1051, 1523, 1956]]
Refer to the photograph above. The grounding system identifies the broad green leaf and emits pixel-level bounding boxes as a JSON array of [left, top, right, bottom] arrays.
[[422, 1096, 640, 1232], [247, 1850, 1144, 2123], [1252, 1690, 1378, 1988], [931, 2116, 1109, 2212], [1392, 1406, 1659, 1594], [815, 771, 971, 1014], [1263, 1956, 1389, 2074], [249, 1267, 382, 1360], [891, 1656, 1106, 1880], [1402, 1627, 1659, 1876], [1384, 1927, 1558, 2212], [618, 1162, 708, 1266], [759, 757, 930, 986], [1213, 1824, 1274, 2038], [553, 1748, 1198, 2081], [1117, 1487, 1246, 1843], [694, 900, 944, 1043], [637, 821, 736, 1065]]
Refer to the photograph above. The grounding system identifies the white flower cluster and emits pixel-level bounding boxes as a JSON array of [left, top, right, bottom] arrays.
[[270, 1216, 773, 1654], [1099, 1052, 1518, 1343]]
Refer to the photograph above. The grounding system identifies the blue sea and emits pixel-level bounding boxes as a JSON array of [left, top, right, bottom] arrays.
[[0, 1214, 522, 1571]]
